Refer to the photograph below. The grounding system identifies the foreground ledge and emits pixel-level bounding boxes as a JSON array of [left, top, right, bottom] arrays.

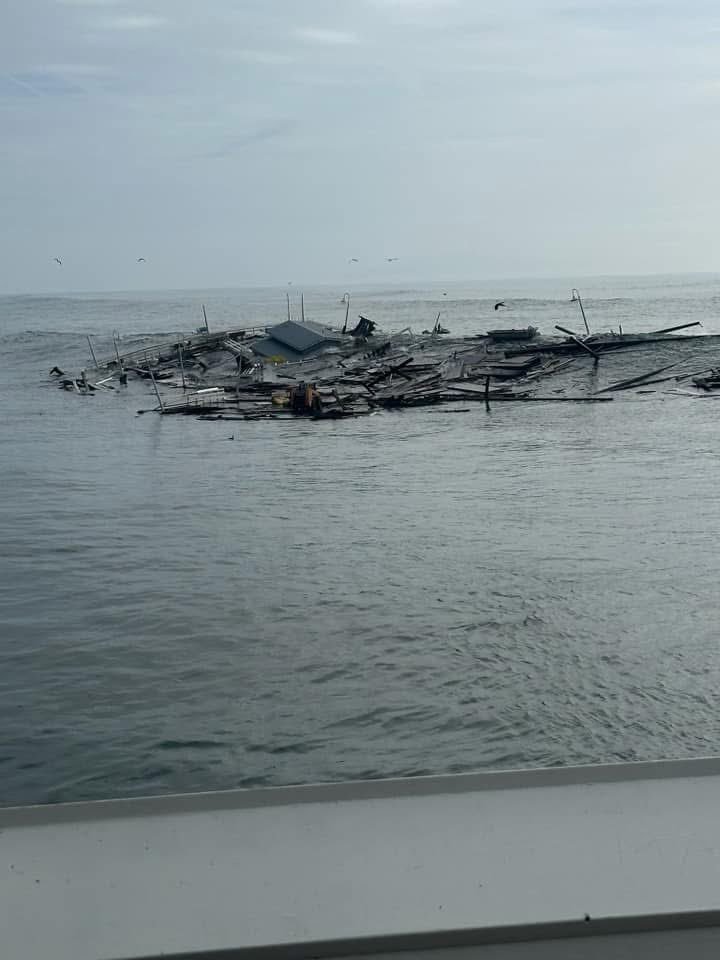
[[3, 758, 720, 959]]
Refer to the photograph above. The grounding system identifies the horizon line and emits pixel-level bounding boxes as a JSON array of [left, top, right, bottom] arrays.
[[2, 269, 720, 299]]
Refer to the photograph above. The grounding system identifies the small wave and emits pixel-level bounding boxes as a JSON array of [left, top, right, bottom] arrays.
[[156, 739, 225, 751], [3, 328, 187, 340], [245, 740, 320, 757]]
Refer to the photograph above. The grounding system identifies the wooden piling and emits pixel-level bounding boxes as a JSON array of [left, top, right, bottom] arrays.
[[87, 336, 99, 370], [149, 368, 164, 412], [178, 345, 187, 391], [571, 288, 590, 336], [202, 304, 209, 333]]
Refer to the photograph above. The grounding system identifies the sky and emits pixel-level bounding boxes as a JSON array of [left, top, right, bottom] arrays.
[[2, 0, 720, 293]]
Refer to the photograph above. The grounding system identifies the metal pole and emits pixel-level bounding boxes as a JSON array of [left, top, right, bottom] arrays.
[[87, 335, 100, 369], [343, 293, 350, 334], [286, 292, 291, 322], [571, 288, 590, 336], [149, 368, 164, 412], [202, 304, 210, 333], [301, 293, 305, 323], [178, 345, 187, 391], [112, 332, 121, 364]]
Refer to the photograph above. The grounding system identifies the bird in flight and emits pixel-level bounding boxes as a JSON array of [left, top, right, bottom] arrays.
[[348, 258, 359, 263], [494, 301, 506, 310], [386, 257, 399, 262], [53, 257, 62, 266], [137, 257, 146, 263]]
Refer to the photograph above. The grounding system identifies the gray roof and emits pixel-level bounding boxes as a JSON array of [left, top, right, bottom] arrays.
[[250, 337, 303, 362], [268, 320, 343, 354]]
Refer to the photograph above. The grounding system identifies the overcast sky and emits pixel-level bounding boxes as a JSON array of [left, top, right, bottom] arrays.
[[2, 0, 719, 293]]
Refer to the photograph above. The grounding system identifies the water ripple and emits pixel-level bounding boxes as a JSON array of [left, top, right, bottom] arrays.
[[2, 281, 720, 804]]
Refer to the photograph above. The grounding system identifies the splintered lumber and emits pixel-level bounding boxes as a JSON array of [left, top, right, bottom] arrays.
[[647, 321, 701, 336], [677, 366, 718, 382], [595, 362, 681, 393], [555, 326, 600, 360], [516, 357, 577, 382], [504, 331, 715, 357], [62, 307, 720, 425], [370, 371, 441, 401], [465, 363, 540, 379], [379, 391, 445, 408], [482, 396, 613, 403], [444, 383, 521, 398], [358, 357, 416, 392], [692, 371, 720, 391]]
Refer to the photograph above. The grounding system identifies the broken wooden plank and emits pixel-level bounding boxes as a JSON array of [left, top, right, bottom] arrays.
[[594, 362, 681, 393], [555, 326, 600, 360]]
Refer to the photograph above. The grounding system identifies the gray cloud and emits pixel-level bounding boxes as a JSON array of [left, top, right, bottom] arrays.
[[296, 27, 360, 44], [97, 14, 168, 30], [198, 122, 293, 160], [227, 50, 296, 66]]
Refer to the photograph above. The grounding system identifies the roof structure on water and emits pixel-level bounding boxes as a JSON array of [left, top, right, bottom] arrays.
[[251, 337, 304, 361], [269, 320, 343, 353], [252, 319, 345, 362]]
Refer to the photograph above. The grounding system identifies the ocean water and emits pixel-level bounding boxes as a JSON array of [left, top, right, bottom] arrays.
[[2, 273, 720, 806]]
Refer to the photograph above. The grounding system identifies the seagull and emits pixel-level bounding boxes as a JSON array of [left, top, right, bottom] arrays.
[[386, 257, 399, 262], [348, 258, 359, 263], [53, 257, 62, 266], [137, 257, 146, 263], [494, 301, 506, 310]]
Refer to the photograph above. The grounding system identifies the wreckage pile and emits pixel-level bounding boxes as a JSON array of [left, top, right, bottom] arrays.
[[51, 305, 720, 422]]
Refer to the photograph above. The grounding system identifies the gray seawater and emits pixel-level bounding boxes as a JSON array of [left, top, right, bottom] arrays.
[[2, 274, 720, 806]]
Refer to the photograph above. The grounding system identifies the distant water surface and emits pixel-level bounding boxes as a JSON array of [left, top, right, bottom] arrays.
[[1, 274, 720, 805]]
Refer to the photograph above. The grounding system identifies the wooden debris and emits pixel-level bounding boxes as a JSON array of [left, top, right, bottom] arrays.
[[692, 370, 720, 391], [554, 325, 600, 360], [50, 307, 720, 426], [594, 362, 681, 394]]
